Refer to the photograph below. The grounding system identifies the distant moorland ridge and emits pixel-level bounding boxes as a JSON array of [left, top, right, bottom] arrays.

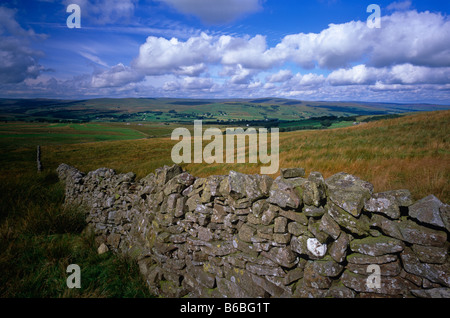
[[1, 97, 449, 123]]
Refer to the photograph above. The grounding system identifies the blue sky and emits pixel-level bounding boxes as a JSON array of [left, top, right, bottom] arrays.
[[0, 0, 449, 103]]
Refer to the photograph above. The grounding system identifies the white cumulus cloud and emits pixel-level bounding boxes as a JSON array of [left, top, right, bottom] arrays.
[[91, 63, 144, 88], [268, 10, 450, 70], [132, 33, 219, 75], [0, 7, 46, 84], [328, 64, 450, 86], [267, 69, 293, 83]]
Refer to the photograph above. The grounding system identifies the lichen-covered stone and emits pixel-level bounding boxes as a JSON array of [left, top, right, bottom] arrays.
[[364, 189, 413, 219], [341, 270, 415, 296], [284, 267, 304, 285], [307, 172, 326, 204], [325, 172, 374, 217], [303, 261, 332, 289], [291, 235, 309, 256], [261, 204, 278, 225], [280, 168, 305, 179], [440, 204, 450, 232], [347, 253, 398, 265], [304, 205, 326, 217], [350, 235, 405, 256], [307, 238, 327, 259], [301, 180, 322, 207], [245, 262, 285, 277], [372, 215, 447, 247], [325, 284, 355, 298], [319, 212, 341, 239], [274, 216, 288, 233], [411, 244, 448, 264], [347, 259, 402, 277], [409, 195, 446, 229], [308, 218, 329, 244], [273, 233, 291, 244], [327, 202, 371, 236], [268, 177, 302, 209], [227, 170, 271, 202], [251, 199, 268, 217], [310, 256, 344, 277], [278, 209, 308, 225], [287, 222, 308, 236], [329, 232, 349, 263], [238, 223, 256, 243], [155, 164, 183, 187], [400, 247, 450, 287], [261, 246, 297, 268], [411, 288, 450, 298]]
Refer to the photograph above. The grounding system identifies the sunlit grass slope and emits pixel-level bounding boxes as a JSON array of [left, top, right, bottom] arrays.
[[277, 110, 449, 202], [2, 110, 448, 202]]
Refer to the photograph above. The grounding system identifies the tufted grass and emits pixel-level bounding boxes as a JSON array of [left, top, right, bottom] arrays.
[[0, 171, 154, 298], [275, 110, 449, 202]]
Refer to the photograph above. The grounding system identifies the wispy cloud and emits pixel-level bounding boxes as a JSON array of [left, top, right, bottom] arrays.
[[61, 0, 138, 25], [78, 51, 109, 67], [157, 0, 263, 24], [387, 0, 412, 11]]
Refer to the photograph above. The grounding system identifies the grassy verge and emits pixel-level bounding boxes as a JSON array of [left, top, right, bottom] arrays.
[[0, 171, 153, 298]]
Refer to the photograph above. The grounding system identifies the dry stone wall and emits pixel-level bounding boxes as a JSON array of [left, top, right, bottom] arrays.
[[57, 163, 450, 298]]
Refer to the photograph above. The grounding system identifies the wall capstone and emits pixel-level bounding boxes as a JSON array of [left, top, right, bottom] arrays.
[[57, 163, 450, 298]]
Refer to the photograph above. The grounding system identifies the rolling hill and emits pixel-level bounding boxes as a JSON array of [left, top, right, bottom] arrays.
[[1, 97, 448, 123]]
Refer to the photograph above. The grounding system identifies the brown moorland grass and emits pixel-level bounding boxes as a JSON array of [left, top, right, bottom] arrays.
[[275, 111, 449, 202], [2, 110, 448, 203]]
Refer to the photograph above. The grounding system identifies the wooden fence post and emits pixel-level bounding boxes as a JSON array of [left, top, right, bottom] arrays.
[[37, 145, 42, 172]]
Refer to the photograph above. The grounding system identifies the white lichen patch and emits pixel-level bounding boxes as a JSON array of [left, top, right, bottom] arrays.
[[307, 238, 327, 257]]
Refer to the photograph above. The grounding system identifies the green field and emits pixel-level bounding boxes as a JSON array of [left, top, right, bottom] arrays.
[[1, 97, 448, 123], [0, 122, 149, 149], [0, 113, 410, 155]]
